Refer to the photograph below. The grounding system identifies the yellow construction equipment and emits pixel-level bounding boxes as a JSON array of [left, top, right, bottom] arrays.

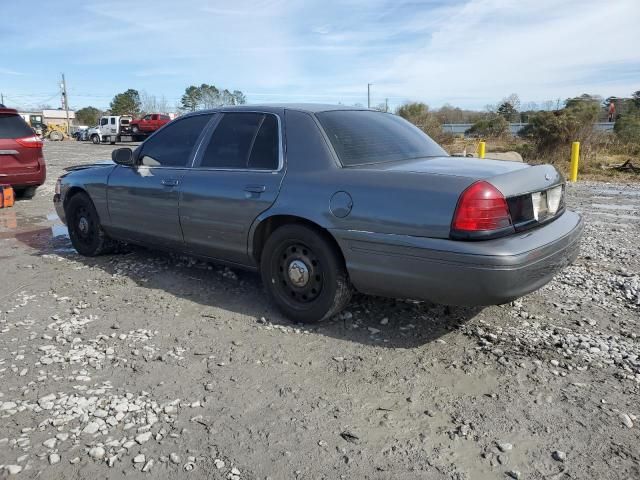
[[44, 123, 69, 141]]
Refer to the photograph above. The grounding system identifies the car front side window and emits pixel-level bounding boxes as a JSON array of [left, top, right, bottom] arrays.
[[139, 114, 213, 167]]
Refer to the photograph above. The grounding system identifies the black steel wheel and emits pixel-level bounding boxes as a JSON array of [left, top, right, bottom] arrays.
[[261, 224, 352, 323], [65, 192, 114, 256]]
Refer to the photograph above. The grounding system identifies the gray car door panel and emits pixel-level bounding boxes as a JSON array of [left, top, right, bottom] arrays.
[[180, 170, 283, 263], [179, 111, 285, 264], [106, 165, 186, 246], [106, 113, 215, 247]]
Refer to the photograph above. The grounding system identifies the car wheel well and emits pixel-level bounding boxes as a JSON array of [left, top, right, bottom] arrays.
[[252, 215, 345, 267], [64, 187, 88, 209]]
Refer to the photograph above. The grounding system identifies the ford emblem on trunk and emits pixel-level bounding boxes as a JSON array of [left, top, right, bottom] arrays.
[[545, 173, 551, 181]]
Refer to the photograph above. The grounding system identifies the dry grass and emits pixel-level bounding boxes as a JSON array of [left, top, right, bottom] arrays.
[[442, 135, 640, 182]]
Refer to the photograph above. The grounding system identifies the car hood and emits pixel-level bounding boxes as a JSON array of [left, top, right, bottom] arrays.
[[351, 156, 529, 179], [64, 160, 115, 172]]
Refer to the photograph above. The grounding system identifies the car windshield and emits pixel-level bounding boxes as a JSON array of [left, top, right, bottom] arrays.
[[316, 110, 447, 166]]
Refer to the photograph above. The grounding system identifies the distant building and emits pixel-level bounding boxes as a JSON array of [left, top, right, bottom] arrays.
[[42, 109, 76, 128]]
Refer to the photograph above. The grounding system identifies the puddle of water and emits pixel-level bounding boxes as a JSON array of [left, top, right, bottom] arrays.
[[52, 224, 69, 238], [0, 209, 70, 251]]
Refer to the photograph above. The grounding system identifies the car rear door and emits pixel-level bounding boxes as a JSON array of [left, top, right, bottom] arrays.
[[0, 111, 41, 178], [106, 113, 215, 246], [179, 111, 285, 264]]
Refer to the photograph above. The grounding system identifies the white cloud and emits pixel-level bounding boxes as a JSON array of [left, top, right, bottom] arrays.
[[2, 0, 638, 109], [0, 68, 25, 76], [370, 0, 640, 106]]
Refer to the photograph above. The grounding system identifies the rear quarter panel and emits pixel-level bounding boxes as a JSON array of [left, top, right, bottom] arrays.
[[255, 109, 475, 240]]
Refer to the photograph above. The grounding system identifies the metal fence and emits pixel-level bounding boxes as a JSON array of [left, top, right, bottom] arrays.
[[441, 122, 616, 135]]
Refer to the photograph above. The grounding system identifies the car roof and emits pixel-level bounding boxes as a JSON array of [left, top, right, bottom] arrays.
[[184, 103, 371, 116], [0, 107, 19, 115]]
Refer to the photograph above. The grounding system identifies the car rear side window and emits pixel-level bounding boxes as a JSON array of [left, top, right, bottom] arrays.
[[248, 114, 279, 169], [316, 110, 447, 166], [140, 114, 213, 167], [0, 114, 33, 139], [200, 112, 279, 170]]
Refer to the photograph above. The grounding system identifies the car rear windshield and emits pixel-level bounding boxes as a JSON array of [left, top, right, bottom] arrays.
[[0, 114, 34, 139], [316, 110, 447, 166]]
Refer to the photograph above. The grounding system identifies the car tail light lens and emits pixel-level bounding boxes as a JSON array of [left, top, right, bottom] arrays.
[[15, 135, 44, 148], [452, 181, 512, 232]]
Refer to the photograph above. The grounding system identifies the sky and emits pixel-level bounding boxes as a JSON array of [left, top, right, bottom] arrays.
[[1, 0, 639, 112]]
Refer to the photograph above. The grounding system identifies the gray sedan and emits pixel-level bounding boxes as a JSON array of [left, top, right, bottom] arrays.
[[53, 104, 583, 322]]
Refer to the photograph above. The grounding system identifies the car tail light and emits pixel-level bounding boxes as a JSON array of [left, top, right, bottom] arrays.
[[452, 181, 512, 233], [15, 135, 44, 148]]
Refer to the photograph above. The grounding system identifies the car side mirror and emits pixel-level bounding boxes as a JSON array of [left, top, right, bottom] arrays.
[[112, 147, 134, 166]]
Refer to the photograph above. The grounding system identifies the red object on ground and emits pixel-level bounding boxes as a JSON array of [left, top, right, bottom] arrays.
[[0, 184, 15, 208]]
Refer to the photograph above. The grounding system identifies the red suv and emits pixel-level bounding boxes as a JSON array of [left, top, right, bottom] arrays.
[[0, 106, 46, 198]]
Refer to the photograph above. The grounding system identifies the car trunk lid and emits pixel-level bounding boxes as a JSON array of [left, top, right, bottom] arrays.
[[355, 156, 566, 238]]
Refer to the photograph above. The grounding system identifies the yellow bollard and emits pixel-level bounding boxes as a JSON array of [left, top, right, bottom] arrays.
[[478, 141, 486, 159], [570, 141, 580, 182]]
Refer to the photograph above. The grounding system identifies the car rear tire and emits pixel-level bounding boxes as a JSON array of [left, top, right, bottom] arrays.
[[260, 224, 353, 323], [15, 187, 37, 199], [66, 192, 115, 256], [91, 134, 100, 144]]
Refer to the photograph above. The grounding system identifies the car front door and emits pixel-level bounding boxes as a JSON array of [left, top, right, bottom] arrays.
[[179, 111, 285, 265], [98, 117, 109, 139], [106, 113, 214, 246]]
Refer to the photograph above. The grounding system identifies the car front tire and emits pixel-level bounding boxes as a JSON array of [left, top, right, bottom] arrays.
[[66, 192, 114, 256], [260, 224, 353, 323], [91, 135, 100, 144]]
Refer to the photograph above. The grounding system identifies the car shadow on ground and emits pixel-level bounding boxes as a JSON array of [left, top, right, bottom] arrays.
[[17, 228, 483, 349]]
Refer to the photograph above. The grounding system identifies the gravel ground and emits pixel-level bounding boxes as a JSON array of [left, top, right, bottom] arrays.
[[0, 141, 638, 480]]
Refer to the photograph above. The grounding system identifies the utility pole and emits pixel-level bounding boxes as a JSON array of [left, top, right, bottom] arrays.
[[367, 83, 372, 109], [61, 73, 71, 135], [1, 92, 4, 105], [385, 98, 388, 112]]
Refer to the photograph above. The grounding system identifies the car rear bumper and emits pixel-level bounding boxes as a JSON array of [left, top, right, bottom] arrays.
[[0, 169, 46, 188], [330, 210, 584, 306]]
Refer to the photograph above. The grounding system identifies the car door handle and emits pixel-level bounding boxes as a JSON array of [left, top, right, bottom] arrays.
[[161, 179, 179, 187], [244, 184, 266, 193]]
